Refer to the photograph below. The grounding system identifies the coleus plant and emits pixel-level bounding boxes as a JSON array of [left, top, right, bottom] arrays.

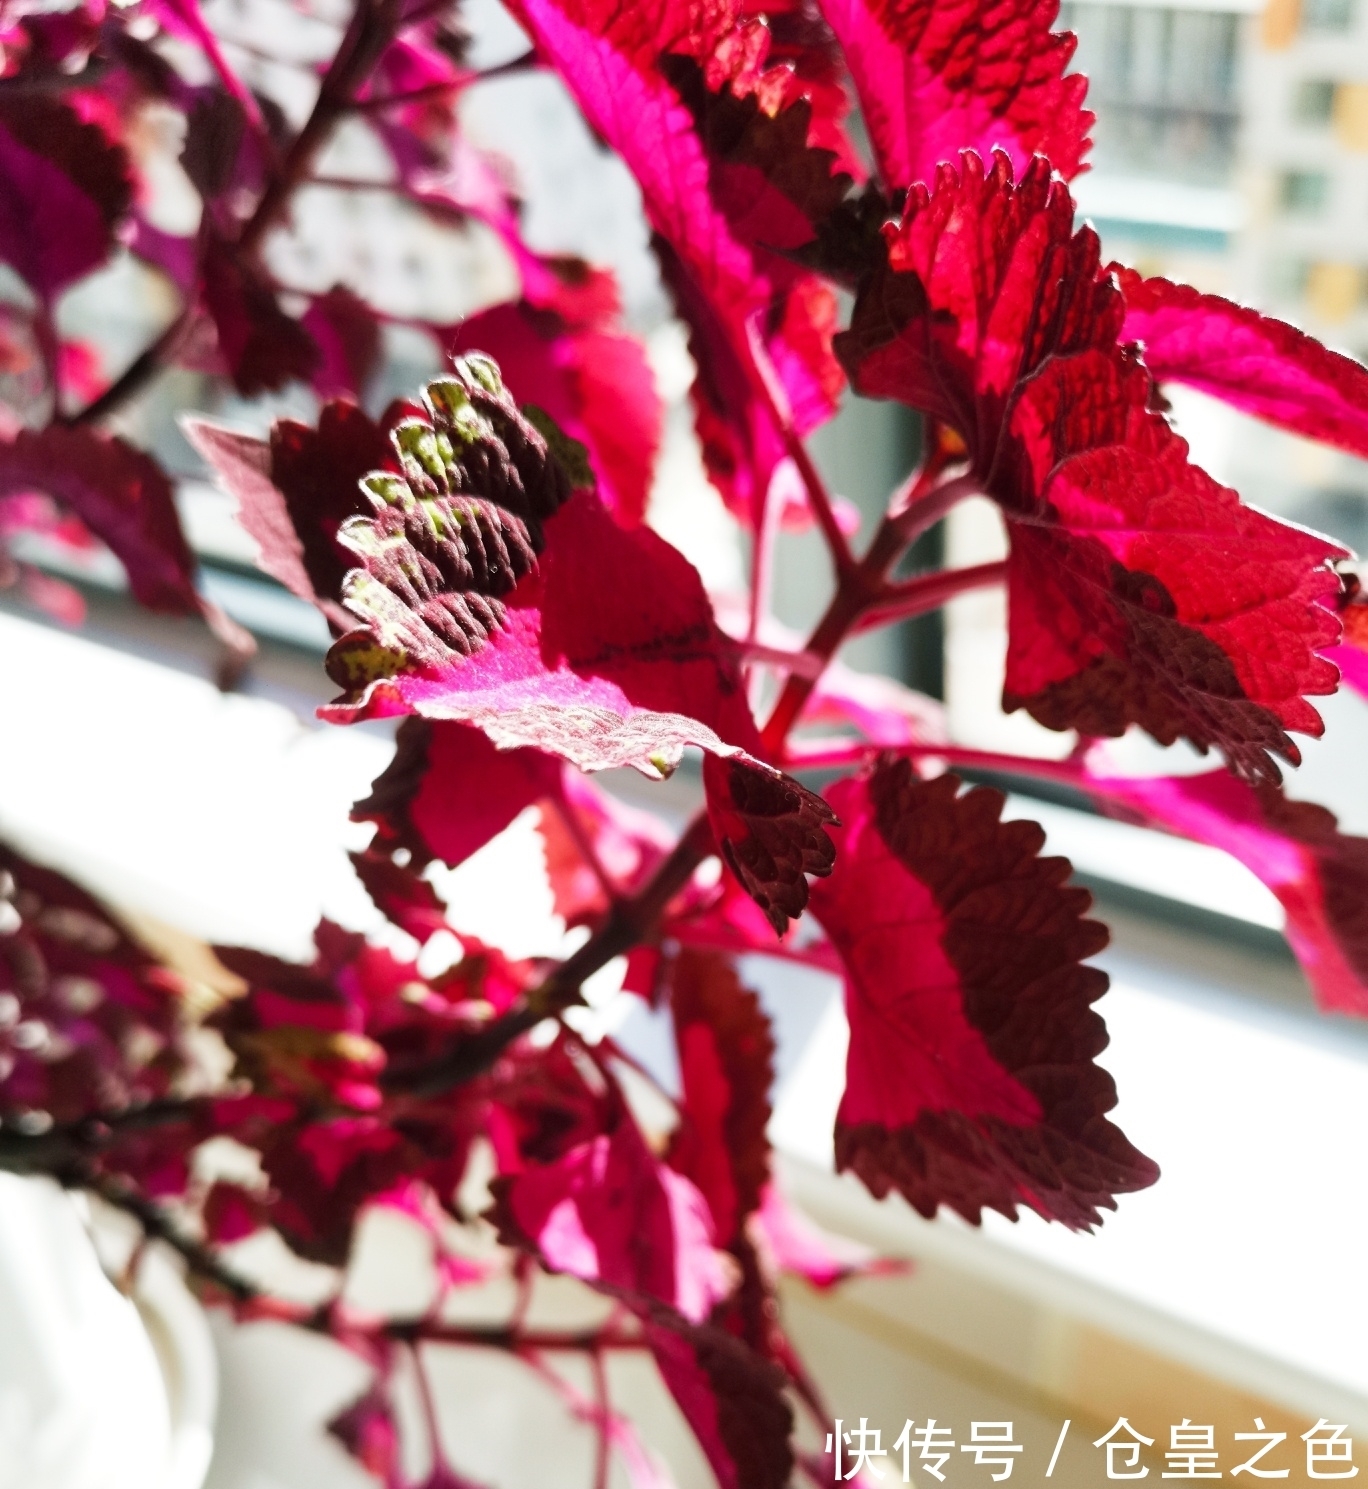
[[1, 0, 1368, 1482]]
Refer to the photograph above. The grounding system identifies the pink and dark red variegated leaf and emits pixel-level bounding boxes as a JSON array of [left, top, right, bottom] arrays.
[[0, 424, 249, 653], [322, 469, 761, 775], [353, 717, 562, 871], [0, 839, 193, 1131], [665, 948, 775, 1246], [503, 0, 851, 522], [186, 399, 399, 632], [1084, 767, 1368, 1018], [702, 752, 837, 934], [491, 1110, 734, 1323], [304, 286, 383, 401], [644, 1307, 793, 1489], [838, 152, 1344, 784], [445, 298, 662, 527], [820, 0, 1091, 192], [808, 759, 1158, 1228], [1117, 268, 1368, 463], [200, 237, 320, 398], [0, 97, 133, 300]]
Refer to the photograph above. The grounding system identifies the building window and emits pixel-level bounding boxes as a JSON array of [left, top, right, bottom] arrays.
[[1302, 0, 1355, 31], [1055, 2, 1240, 183], [1294, 78, 1337, 123], [1281, 169, 1331, 211]]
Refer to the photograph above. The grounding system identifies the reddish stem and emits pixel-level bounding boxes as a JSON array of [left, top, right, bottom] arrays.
[[852, 559, 1007, 633]]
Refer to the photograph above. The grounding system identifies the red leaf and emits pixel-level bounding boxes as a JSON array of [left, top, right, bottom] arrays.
[[446, 296, 662, 527], [504, 0, 851, 522], [1084, 767, 1368, 1018], [808, 759, 1158, 1229], [185, 399, 401, 632], [702, 752, 837, 934], [354, 718, 563, 872], [201, 237, 320, 397], [491, 1111, 734, 1323], [838, 152, 1344, 783], [303, 285, 383, 401], [202, 1179, 266, 1244], [0, 97, 132, 300], [349, 848, 449, 943], [0, 839, 193, 1134], [0, 425, 248, 653], [820, 0, 1092, 191], [665, 949, 775, 1245], [644, 1309, 793, 1489], [1117, 268, 1368, 463]]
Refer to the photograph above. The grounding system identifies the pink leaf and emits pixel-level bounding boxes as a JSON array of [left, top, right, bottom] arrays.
[[503, 0, 852, 522], [838, 152, 1344, 784], [1084, 766, 1368, 1018], [327, 1383, 400, 1484], [1117, 268, 1368, 463], [492, 1112, 734, 1323], [820, 0, 1092, 191], [354, 718, 563, 871], [665, 949, 775, 1246], [0, 97, 132, 301], [751, 1182, 900, 1289], [0, 425, 244, 651], [808, 758, 1158, 1228], [303, 286, 383, 401]]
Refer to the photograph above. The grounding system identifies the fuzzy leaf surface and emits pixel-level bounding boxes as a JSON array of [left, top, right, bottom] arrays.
[[838, 152, 1343, 782], [808, 759, 1158, 1228]]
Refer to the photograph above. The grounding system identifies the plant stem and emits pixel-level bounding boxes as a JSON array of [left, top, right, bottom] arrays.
[[237, 0, 402, 260], [851, 558, 1007, 633], [67, 0, 401, 428]]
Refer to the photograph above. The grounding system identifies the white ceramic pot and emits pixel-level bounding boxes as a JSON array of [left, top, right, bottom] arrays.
[[0, 1174, 216, 1489]]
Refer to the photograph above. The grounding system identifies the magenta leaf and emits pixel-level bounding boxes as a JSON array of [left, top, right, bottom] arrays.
[[808, 759, 1158, 1228], [445, 294, 662, 527], [492, 1110, 734, 1324], [303, 286, 383, 401], [504, 0, 852, 522], [0, 424, 249, 652], [702, 752, 837, 934], [820, 0, 1091, 191], [838, 152, 1344, 783], [1117, 268, 1368, 463], [0, 97, 133, 301], [644, 1309, 793, 1489], [354, 717, 562, 871], [0, 839, 192, 1133], [665, 949, 775, 1247], [1084, 767, 1368, 1017], [327, 1382, 401, 1485]]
